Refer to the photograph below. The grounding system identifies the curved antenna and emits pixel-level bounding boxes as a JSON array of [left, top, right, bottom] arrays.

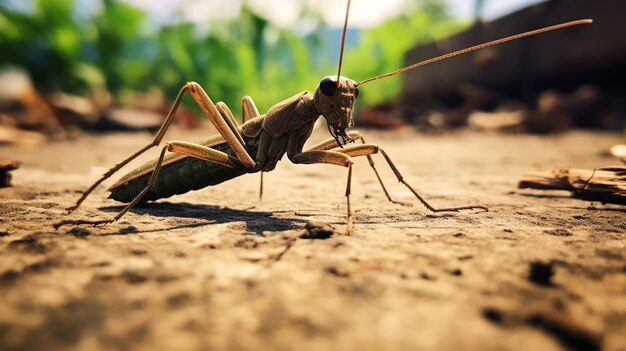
[[357, 19, 593, 86], [336, 0, 352, 86]]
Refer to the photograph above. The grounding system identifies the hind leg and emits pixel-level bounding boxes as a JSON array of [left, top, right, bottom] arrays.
[[55, 141, 239, 228], [67, 82, 256, 212]]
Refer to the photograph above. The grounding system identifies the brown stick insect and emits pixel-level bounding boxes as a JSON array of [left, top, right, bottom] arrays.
[[56, 1, 592, 233]]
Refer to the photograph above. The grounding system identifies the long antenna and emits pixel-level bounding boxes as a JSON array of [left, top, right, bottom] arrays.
[[357, 19, 592, 86], [336, 0, 352, 86]]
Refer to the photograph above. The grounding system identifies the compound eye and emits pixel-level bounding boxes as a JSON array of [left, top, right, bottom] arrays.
[[320, 77, 337, 96], [354, 87, 360, 99]]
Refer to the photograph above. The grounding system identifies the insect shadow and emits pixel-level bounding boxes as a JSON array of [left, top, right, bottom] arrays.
[[518, 193, 573, 200], [98, 201, 305, 234]]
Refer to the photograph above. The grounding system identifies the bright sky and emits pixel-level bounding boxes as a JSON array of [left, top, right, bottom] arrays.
[[3, 0, 548, 28], [123, 0, 548, 28]]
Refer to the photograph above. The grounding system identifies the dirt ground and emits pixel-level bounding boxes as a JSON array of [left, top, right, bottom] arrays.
[[0, 126, 624, 351]]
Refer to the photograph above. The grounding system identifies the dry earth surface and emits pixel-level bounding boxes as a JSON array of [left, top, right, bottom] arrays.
[[0, 126, 625, 351]]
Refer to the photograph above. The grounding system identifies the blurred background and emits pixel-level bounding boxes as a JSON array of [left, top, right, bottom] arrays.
[[0, 0, 624, 142]]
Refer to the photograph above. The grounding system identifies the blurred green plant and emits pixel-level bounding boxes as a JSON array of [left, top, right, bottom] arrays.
[[344, 0, 467, 107], [0, 0, 464, 119]]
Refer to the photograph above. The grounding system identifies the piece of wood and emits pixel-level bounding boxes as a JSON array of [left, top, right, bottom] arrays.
[[0, 160, 22, 188], [518, 166, 626, 205], [401, 0, 626, 116]]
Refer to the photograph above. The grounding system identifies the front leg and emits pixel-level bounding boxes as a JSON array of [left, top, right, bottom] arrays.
[[291, 150, 355, 234], [67, 82, 256, 212], [307, 131, 412, 207], [335, 143, 488, 213], [56, 141, 240, 228]]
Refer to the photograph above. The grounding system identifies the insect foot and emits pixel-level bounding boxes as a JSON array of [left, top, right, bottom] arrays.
[[429, 205, 489, 213], [65, 204, 79, 213]]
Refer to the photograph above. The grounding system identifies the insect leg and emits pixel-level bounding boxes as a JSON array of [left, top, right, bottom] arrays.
[[336, 144, 488, 213], [68, 82, 257, 212], [306, 131, 411, 207], [241, 96, 265, 199], [67, 84, 193, 213], [186, 82, 255, 169], [215, 102, 245, 146], [55, 141, 240, 228], [306, 131, 362, 151], [291, 150, 354, 233], [241, 96, 260, 122]]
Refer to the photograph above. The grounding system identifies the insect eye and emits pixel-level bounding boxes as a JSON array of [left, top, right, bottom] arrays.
[[354, 87, 360, 99], [320, 78, 337, 96]]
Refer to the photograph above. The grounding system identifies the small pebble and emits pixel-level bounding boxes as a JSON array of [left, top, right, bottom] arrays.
[[482, 307, 504, 324], [0, 160, 22, 188], [301, 221, 334, 239], [528, 261, 554, 286]]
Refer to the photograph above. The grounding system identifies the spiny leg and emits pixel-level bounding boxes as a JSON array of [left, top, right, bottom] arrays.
[[241, 96, 265, 199], [215, 101, 245, 146], [354, 135, 412, 207], [68, 82, 255, 212], [55, 141, 239, 228], [186, 82, 255, 168], [109, 141, 238, 223], [291, 150, 354, 234], [336, 143, 488, 213], [67, 84, 190, 212], [307, 131, 411, 207]]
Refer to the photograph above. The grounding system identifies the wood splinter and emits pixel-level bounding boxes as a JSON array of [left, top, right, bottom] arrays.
[[518, 166, 626, 205]]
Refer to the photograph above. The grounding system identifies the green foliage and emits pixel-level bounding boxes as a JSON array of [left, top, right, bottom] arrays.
[[1, 0, 85, 91], [344, 0, 467, 107], [0, 0, 463, 119]]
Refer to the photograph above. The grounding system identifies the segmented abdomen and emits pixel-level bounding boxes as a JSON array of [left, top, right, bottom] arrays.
[[108, 143, 251, 203]]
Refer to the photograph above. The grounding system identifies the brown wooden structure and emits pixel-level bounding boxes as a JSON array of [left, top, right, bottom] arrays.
[[401, 0, 626, 120]]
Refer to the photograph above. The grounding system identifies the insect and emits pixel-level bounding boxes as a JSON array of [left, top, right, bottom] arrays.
[[56, 0, 592, 233]]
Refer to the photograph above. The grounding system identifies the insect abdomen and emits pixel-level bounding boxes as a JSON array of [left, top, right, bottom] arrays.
[[108, 144, 249, 203]]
